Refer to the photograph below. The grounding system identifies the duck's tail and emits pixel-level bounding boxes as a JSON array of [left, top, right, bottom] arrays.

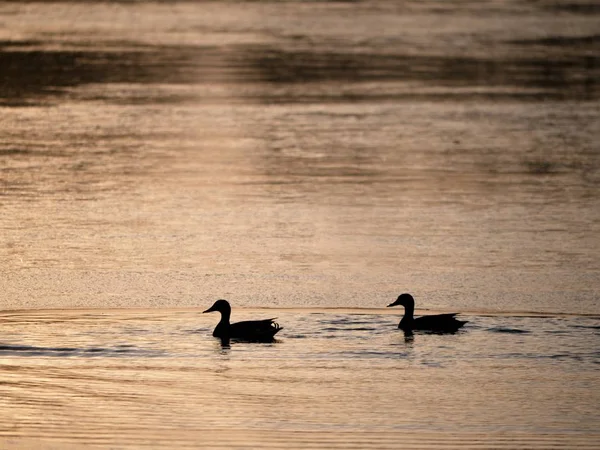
[[271, 321, 282, 334]]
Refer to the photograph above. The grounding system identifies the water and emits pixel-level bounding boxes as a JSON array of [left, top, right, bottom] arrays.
[[1, 0, 599, 448], [1, 309, 599, 449]]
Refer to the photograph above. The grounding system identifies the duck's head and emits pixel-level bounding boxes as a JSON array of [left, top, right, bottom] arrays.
[[387, 293, 414, 308], [203, 299, 231, 315]]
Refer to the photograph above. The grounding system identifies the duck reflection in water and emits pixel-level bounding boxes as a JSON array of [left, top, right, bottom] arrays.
[[387, 293, 468, 334], [203, 299, 282, 343]]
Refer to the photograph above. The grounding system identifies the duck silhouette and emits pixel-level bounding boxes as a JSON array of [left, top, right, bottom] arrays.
[[387, 293, 467, 333], [203, 299, 282, 342]]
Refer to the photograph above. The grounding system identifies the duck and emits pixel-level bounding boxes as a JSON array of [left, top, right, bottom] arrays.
[[203, 299, 282, 342], [387, 293, 467, 333]]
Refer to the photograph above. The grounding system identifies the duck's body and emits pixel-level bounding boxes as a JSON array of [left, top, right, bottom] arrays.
[[388, 293, 467, 333], [203, 299, 281, 342]]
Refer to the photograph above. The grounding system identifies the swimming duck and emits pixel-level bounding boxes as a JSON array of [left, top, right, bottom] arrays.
[[203, 299, 282, 342], [387, 293, 467, 333]]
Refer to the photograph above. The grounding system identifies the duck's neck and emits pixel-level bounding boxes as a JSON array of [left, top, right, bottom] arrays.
[[402, 303, 414, 320], [399, 303, 415, 331], [218, 309, 231, 326], [212, 309, 231, 339]]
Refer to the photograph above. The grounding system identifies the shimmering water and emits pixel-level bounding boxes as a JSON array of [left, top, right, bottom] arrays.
[[1, 309, 599, 449], [1, 0, 599, 448]]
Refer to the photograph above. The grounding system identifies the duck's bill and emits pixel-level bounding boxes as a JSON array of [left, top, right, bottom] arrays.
[[202, 307, 215, 313], [387, 302, 398, 307]]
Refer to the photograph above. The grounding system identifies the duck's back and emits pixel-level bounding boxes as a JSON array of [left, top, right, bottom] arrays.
[[228, 318, 281, 341], [412, 313, 467, 332]]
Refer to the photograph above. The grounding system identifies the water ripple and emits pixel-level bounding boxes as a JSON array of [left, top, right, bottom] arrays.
[[0, 343, 157, 357]]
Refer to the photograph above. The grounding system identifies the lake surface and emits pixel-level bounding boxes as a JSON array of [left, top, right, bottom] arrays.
[[1, 0, 599, 448], [1, 308, 599, 449]]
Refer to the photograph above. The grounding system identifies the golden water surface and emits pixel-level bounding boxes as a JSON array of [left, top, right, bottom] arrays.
[[1, 0, 599, 448]]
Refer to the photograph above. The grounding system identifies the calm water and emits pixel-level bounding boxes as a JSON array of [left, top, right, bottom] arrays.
[[1, 0, 599, 448], [1, 308, 599, 449]]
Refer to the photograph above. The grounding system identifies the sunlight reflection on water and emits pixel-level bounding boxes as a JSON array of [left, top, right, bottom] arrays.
[[1, 0, 599, 448], [0, 0, 598, 312], [0, 309, 599, 449]]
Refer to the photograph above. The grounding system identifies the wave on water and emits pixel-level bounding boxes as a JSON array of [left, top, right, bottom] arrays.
[[0, 343, 156, 357], [570, 324, 600, 330], [487, 327, 531, 334]]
